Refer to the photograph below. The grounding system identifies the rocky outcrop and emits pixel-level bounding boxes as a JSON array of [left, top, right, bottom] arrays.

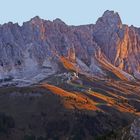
[[67, 46, 76, 63], [93, 10, 140, 78], [0, 10, 140, 85]]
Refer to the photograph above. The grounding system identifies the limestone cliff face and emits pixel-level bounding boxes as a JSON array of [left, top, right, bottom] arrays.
[[93, 10, 140, 78], [0, 17, 98, 83], [67, 46, 76, 63], [0, 10, 140, 83]]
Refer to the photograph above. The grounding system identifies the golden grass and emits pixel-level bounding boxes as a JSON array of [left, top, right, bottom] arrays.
[[60, 56, 76, 71], [41, 83, 100, 111], [86, 90, 136, 113]]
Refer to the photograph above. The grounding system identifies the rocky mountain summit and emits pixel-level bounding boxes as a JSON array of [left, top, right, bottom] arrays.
[[0, 10, 140, 86], [93, 11, 140, 76]]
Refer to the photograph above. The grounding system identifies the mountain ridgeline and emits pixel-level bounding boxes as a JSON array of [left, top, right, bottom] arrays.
[[0, 10, 140, 85]]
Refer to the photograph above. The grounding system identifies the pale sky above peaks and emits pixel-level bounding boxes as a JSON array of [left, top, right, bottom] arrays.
[[0, 0, 140, 27]]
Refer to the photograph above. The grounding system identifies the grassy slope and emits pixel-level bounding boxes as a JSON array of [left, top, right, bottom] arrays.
[[0, 71, 139, 140]]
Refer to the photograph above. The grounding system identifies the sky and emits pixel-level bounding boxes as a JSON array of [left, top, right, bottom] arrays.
[[0, 0, 140, 27]]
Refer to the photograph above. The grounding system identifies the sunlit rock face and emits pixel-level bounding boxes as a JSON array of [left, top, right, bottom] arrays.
[[0, 10, 140, 84], [93, 10, 140, 77]]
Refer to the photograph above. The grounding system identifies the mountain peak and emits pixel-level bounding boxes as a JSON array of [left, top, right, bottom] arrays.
[[97, 10, 122, 26], [103, 10, 119, 17], [53, 18, 66, 25], [30, 16, 43, 24]]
